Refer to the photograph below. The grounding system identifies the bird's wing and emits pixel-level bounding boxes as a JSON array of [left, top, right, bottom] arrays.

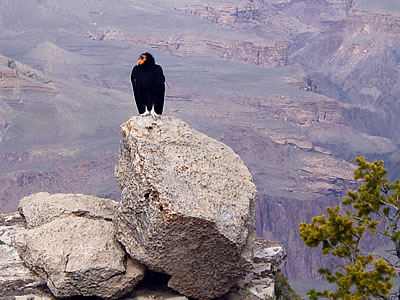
[[153, 65, 165, 115], [154, 65, 165, 85], [131, 66, 141, 103], [154, 65, 165, 97], [131, 66, 138, 89]]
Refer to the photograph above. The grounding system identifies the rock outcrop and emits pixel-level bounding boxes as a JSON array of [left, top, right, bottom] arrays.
[[114, 116, 258, 299], [11, 193, 146, 299], [0, 213, 47, 297], [0, 116, 288, 299], [0, 54, 57, 95], [224, 239, 287, 300]]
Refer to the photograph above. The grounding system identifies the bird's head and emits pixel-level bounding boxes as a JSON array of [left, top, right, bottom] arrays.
[[137, 53, 155, 66]]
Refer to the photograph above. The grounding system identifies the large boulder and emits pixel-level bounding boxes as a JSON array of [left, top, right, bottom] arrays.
[[114, 116, 258, 299], [12, 193, 146, 299]]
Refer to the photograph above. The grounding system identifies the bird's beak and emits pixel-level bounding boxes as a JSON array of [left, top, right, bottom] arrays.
[[137, 55, 147, 66]]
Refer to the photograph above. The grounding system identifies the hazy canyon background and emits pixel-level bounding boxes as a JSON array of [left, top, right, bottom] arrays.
[[0, 0, 399, 287]]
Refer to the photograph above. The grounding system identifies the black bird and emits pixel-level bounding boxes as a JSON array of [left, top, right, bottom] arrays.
[[131, 53, 165, 118]]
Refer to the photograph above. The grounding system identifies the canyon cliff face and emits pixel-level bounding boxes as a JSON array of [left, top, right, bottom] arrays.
[[87, 27, 289, 68], [291, 3, 400, 143], [0, 0, 398, 282]]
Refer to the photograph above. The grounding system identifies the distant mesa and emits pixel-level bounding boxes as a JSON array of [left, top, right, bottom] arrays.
[[0, 54, 57, 93]]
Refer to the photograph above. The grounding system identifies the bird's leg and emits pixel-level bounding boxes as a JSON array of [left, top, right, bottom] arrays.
[[140, 108, 150, 117]]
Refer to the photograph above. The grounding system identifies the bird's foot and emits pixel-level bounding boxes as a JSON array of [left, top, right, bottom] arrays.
[[140, 111, 150, 117], [150, 110, 160, 120]]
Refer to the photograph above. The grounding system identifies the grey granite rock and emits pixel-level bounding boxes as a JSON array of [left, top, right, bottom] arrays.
[[114, 116, 257, 300]]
